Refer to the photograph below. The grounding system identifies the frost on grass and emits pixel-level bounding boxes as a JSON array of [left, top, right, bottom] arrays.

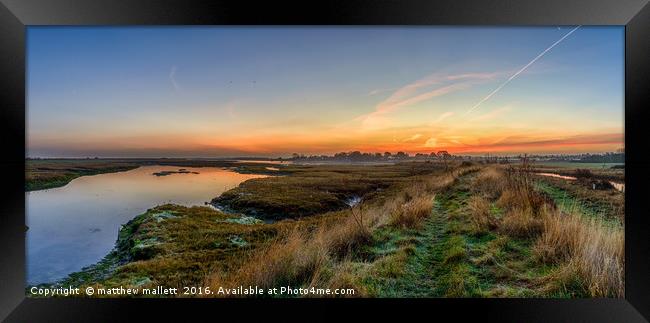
[[229, 235, 248, 247], [221, 216, 263, 225], [151, 211, 179, 222]]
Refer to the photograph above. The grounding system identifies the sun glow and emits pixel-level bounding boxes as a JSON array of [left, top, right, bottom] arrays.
[[27, 26, 623, 158]]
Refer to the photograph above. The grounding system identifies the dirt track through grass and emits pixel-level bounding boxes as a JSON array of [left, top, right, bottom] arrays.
[[366, 171, 480, 297], [366, 170, 554, 297]]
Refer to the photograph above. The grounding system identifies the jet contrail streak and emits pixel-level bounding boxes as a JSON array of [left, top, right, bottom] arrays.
[[465, 25, 581, 115]]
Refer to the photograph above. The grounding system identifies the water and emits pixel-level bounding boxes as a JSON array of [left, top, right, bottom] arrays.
[[534, 162, 624, 169], [535, 172, 578, 180], [609, 181, 625, 192], [345, 196, 362, 207], [536, 172, 625, 192], [233, 160, 290, 165], [26, 165, 266, 285]]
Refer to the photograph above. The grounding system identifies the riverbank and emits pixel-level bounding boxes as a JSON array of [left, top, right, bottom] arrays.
[[29, 161, 624, 298], [25, 158, 287, 192], [26, 160, 140, 191], [32, 161, 456, 293], [38, 204, 290, 293], [212, 162, 444, 220]]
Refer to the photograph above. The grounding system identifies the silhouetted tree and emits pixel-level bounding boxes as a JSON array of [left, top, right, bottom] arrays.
[[396, 151, 408, 159]]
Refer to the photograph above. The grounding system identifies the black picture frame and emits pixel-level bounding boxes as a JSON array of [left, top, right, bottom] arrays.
[[1, 0, 649, 321]]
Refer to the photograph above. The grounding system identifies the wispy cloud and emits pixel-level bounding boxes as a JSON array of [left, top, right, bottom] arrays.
[[466, 25, 581, 115], [434, 111, 454, 123], [169, 66, 180, 91], [424, 137, 437, 147], [368, 87, 399, 96], [470, 105, 512, 122], [358, 71, 501, 129], [402, 133, 422, 142], [452, 132, 623, 154]]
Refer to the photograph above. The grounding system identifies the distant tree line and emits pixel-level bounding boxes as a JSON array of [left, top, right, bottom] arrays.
[[287, 151, 624, 164], [289, 150, 454, 161], [572, 152, 624, 163]]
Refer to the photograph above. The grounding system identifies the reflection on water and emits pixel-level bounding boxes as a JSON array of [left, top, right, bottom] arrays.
[[536, 172, 625, 192], [535, 172, 577, 180], [234, 160, 290, 165], [26, 165, 266, 284], [609, 181, 625, 192]]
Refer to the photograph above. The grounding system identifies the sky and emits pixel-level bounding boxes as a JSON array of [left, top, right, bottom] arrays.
[[27, 26, 624, 158]]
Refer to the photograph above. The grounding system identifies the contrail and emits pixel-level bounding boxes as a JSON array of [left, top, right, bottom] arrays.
[[169, 66, 180, 91], [465, 25, 581, 115]]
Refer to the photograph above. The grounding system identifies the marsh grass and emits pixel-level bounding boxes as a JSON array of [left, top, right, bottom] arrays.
[[534, 209, 624, 297], [468, 195, 498, 234], [25, 159, 140, 191], [55, 159, 623, 299], [207, 164, 479, 296], [466, 164, 624, 298], [212, 162, 449, 220]]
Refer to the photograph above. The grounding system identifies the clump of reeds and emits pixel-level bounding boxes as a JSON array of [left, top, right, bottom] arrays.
[[470, 159, 624, 298], [208, 227, 327, 291], [467, 195, 499, 234], [389, 194, 434, 229], [208, 198, 384, 293], [534, 208, 624, 297], [324, 203, 375, 258], [472, 167, 506, 199], [497, 166, 548, 216], [499, 208, 545, 238], [491, 162, 547, 238]]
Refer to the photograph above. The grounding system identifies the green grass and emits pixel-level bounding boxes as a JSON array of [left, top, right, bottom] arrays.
[[34, 204, 290, 296], [212, 163, 448, 220], [28, 161, 622, 298], [534, 161, 623, 170], [26, 160, 140, 191], [534, 180, 623, 225], [360, 171, 560, 297], [25, 158, 286, 192]]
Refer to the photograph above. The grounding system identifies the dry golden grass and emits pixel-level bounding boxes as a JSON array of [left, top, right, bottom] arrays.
[[389, 194, 434, 229], [467, 195, 498, 234], [496, 166, 551, 215], [534, 209, 624, 297], [207, 199, 384, 293], [389, 165, 480, 229], [489, 163, 624, 297], [206, 165, 480, 296], [472, 167, 506, 199], [499, 209, 545, 239], [208, 226, 329, 291], [311, 260, 368, 297]]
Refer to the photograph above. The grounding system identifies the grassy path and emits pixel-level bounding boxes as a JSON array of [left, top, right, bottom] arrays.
[[363, 199, 449, 297], [363, 171, 547, 297], [364, 172, 482, 297]]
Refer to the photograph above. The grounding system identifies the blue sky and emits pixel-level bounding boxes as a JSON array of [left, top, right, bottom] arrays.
[[27, 26, 624, 157]]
